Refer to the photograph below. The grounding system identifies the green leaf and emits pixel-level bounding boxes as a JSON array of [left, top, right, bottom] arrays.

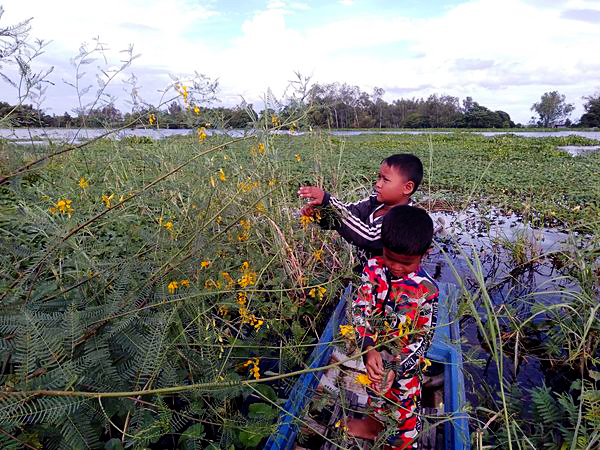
[[247, 403, 276, 420], [254, 384, 277, 403], [179, 423, 205, 444], [104, 438, 124, 450], [238, 430, 262, 448]]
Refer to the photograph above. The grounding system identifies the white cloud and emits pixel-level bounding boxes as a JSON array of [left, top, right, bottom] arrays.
[[2, 0, 599, 122]]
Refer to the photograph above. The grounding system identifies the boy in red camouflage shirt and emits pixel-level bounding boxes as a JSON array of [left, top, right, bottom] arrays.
[[348, 205, 438, 449]]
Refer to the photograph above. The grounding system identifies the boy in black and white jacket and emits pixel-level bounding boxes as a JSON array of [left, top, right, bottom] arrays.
[[297, 153, 423, 270]]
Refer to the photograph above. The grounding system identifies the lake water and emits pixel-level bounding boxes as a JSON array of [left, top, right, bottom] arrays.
[[2, 127, 600, 143]]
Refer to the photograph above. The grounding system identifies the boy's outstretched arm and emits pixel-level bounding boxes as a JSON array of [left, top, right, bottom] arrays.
[[298, 186, 382, 252]]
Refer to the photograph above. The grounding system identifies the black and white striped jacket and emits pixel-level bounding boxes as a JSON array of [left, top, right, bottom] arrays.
[[318, 190, 414, 268]]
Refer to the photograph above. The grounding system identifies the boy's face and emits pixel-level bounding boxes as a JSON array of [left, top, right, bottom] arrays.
[[382, 247, 422, 278], [375, 163, 414, 205]]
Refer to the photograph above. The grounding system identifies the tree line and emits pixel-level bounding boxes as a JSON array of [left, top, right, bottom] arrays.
[[2, 85, 600, 130]]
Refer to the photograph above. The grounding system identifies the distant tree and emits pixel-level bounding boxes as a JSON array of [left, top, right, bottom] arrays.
[[579, 92, 600, 127], [495, 110, 514, 128], [530, 91, 574, 127], [372, 87, 385, 128]]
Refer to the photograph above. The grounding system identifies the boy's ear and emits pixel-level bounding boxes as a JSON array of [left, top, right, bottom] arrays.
[[403, 180, 415, 195]]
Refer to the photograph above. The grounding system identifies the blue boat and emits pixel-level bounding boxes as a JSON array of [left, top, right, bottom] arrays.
[[264, 282, 470, 450]]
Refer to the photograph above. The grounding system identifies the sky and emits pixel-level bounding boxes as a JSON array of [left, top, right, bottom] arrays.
[[1, 0, 600, 124]]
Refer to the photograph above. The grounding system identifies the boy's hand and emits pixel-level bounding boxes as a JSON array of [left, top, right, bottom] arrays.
[[364, 347, 384, 383], [374, 370, 395, 394], [297, 186, 325, 207]]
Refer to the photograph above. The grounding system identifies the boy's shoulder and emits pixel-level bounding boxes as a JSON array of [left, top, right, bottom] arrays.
[[412, 267, 439, 298]]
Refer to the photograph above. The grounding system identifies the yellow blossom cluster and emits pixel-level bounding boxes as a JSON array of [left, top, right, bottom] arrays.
[[238, 178, 260, 193], [309, 285, 327, 301], [271, 115, 280, 127], [334, 420, 349, 432], [237, 292, 264, 331], [218, 168, 226, 182], [242, 357, 261, 379], [312, 249, 323, 262], [250, 142, 266, 157], [49, 199, 74, 217], [397, 316, 413, 338], [175, 84, 189, 104], [221, 272, 235, 288], [238, 219, 252, 242], [420, 356, 432, 372], [238, 261, 257, 288], [339, 325, 354, 337], [148, 113, 156, 125], [355, 374, 371, 386], [167, 278, 190, 294], [158, 216, 175, 233], [102, 194, 114, 209], [300, 209, 321, 229], [295, 154, 301, 162], [255, 201, 266, 214], [79, 177, 89, 189], [200, 260, 211, 269]]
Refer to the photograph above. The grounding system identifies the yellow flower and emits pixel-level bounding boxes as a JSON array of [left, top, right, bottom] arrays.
[[101, 194, 114, 209], [148, 113, 156, 125], [313, 249, 323, 262], [193, 105, 200, 115], [177, 84, 189, 102], [295, 153, 301, 162], [300, 214, 314, 228], [197, 127, 207, 142], [255, 201, 266, 214], [257, 143, 265, 154], [79, 177, 89, 189], [268, 179, 277, 187], [50, 199, 74, 217], [237, 232, 249, 242], [318, 286, 327, 300], [218, 305, 229, 316], [163, 221, 174, 231], [334, 420, 349, 432], [238, 273, 256, 288], [200, 260, 211, 269], [210, 175, 216, 188], [221, 272, 235, 288], [237, 292, 247, 305], [180, 279, 190, 288], [308, 286, 327, 300], [355, 374, 371, 385], [240, 219, 251, 231], [167, 280, 178, 294], [422, 357, 432, 372], [271, 115, 280, 126], [218, 168, 226, 182], [339, 325, 354, 337], [241, 261, 250, 271]]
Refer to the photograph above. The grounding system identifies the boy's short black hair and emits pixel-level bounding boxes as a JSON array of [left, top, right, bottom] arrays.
[[382, 153, 423, 194], [381, 205, 433, 256]]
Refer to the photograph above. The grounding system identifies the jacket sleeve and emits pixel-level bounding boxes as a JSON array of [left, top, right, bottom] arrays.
[[396, 281, 439, 376], [317, 192, 382, 253]]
